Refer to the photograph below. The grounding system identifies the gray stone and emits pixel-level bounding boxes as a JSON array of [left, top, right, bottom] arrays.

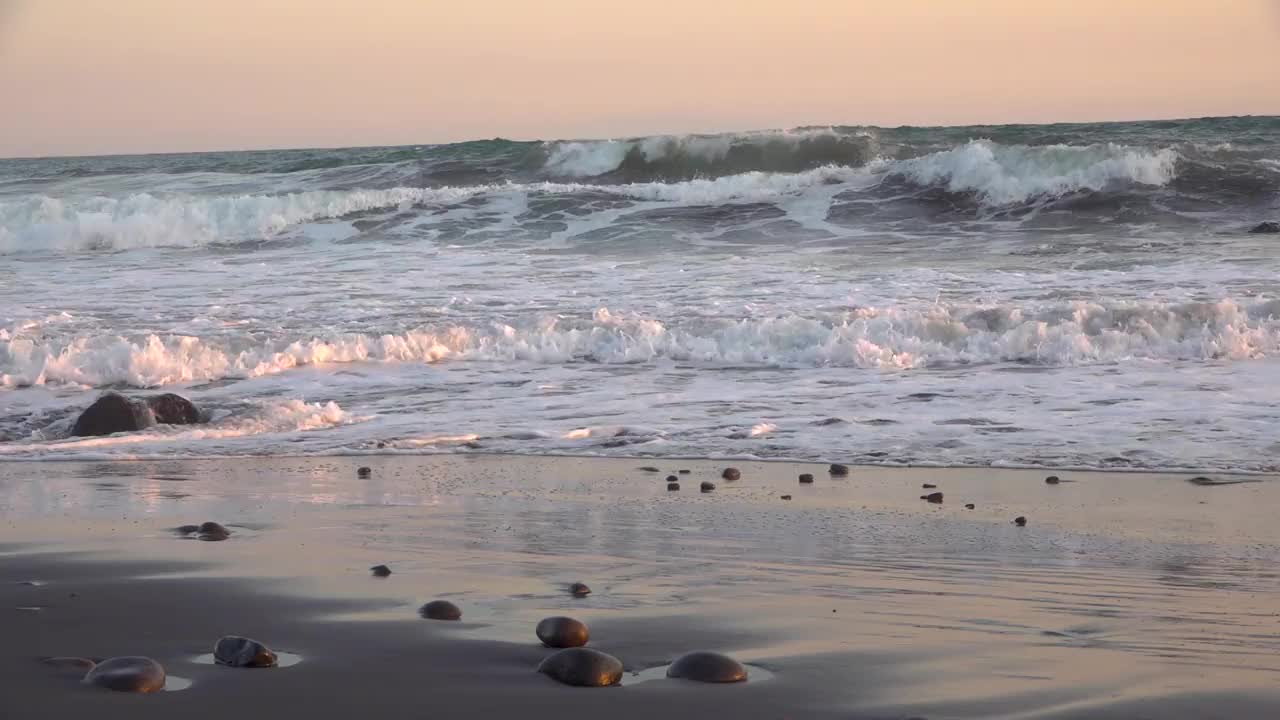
[[370, 564, 392, 577], [70, 393, 153, 437], [197, 521, 230, 541], [829, 463, 850, 476], [666, 651, 748, 683], [700, 481, 715, 493], [420, 600, 462, 620], [922, 492, 944, 503], [83, 656, 166, 693], [667, 482, 680, 491], [569, 582, 591, 597], [1045, 475, 1061, 485], [798, 473, 814, 484], [536, 616, 589, 648], [145, 393, 200, 425], [721, 467, 741, 481], [1248, 221, 1279, 234], [1014, 516, 1028, 526], [214, 635, 278, 668], [537, 647, 623, 687], [357, 466, 372, 478]]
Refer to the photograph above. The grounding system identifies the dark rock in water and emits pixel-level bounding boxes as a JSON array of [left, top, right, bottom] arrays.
[[666, 651, 748, 683], [965, 503, 975, 510], [667, 482, 680, 491], [70, 393, 153, 437], [700, 481, 716, 493], [721, 467, 741, 481], [922, 492, 944, 503], [197, 521, 230, 541], [1248, 221, 1279, 234], [829, 463, 850, 477], [780, 494, 792, 501], [665, 475, 678, 483], [638, 466, 661, 473], [678, 469, 691, 475], [357, 466, 372, 478], [144, 393, 200, 425], [419, 600, 462, 620], [812, 417, 847, 426], [922, 483, 937, 489], [1014, 516, 1028, 526], [537, 647, 622, 687], [536, 616, 589, 648], [83, 656, 166, 693], [569, 582, 591, 597], [43, 657, 97, 677], [1045, 475, 1061, 485], [370, 564, 392, 577], [214, 636, 278, 668], [798, 473, 814, 484]]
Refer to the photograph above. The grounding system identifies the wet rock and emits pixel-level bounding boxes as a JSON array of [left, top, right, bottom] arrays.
[[536, 616, 590, 648], [721, 467, 741, 481], [829, 463, 850, 477], [798, 473, 814, 484], [667, 482, 680, 491], [1014, 516, 1028, 526], [197, 521, 230, 541], [357, 466, 372, 478], [922, 483, 937, 489], [70, 393, 153, 437], [965, 503, 975, 510], [666, 651, 748, 683], [214, 636, 278, 668], [83, 656, 166, 693], [145, 393, 201, 425], [1248, 221, 1279, 234], [370, 564, 392, 577], [678, 469, 691, 475], [665, 475, 678, 483], [638, 466, 661, 473], [173, 525, 200, 535], [780, 494, 792, 501], [700, 481, 716, 493], [376, 441, 388, 449], [1045, 475, 1061, 485], [922, 492, 944, 503], [419, 600, 462, 620], [569, 582, 591, 597], [537, 647, 623, 687], [43, 657, 97, 677]]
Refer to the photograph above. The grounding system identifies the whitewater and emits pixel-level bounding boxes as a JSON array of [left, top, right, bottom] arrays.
[[2, 117, 1280, 471]]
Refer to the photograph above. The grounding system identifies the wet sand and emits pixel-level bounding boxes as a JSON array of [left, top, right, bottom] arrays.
[[2, 456, 1279, 718]]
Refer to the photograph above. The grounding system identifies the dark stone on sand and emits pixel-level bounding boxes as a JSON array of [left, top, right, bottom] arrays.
[[678, 469, 691, 474], [667, 482, 680, 491], [536, 616, 590, 648], [666, 651, 748, 683], [829, 463, 850, 476], [721, 467, 741, 481], [537, 647, 623, 687], [780, 494, 792, 501], [43, 657, 97, 676], [144, 393, 201, 425], [700, 481, 716, 493], [1045, 475, 1061, 485], [569, 582, 591, 597], [370, 564, 392, 577], [923, 492, 944, 503], [83, 656, 166, 693], [197, 521, 230, 541], [376, 441, 387, 449], [665, 475, 678, 483], [638, 466, 661, 473], [922, 483, 937, 489], [357, 466, 372, 478], [798, 473, 814, 483], [1248, 221, 1279, 234], [965, 503, 975, 510], [1014, 516, 1028, 526], [174, 524, 200, 535], [419, 600, 462, 620], [214, 635, 278, 668], [70, 393, 153, 437]]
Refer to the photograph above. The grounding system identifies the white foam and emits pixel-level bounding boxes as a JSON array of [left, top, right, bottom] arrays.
[[888, 140, 1179, 206]]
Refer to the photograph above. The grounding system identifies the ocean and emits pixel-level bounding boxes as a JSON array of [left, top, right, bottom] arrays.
[[2, 117, 1279, 472]]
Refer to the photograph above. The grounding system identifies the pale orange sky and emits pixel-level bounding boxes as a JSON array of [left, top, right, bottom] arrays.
[[1, 0, 1278, 157]]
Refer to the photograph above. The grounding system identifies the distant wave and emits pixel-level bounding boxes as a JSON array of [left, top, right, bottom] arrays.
[[5, 298, 1278, 388]]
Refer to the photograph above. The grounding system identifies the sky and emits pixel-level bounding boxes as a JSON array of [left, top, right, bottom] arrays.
[[1, 0, 1278, 157]]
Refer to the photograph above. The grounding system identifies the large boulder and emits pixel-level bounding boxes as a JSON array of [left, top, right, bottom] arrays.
[[71, 392, 201, 437]]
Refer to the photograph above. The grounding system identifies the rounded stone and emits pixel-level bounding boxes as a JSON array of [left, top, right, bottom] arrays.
[[678, 469, 691, 475], [665, 475, 678, 483], [1014, 516, 1028, 526], [197, 521, 230, 541], [798, 473, 814, 484], [537, 647, 623, 687], [922, 492, 944, 504], [536, 616, 590, 648], [667, 482, 680, 491], [370, 564, 392, 577], [965, 503, 976, 510], [419, 600, 462, 620], [700, 481, 715, 493], [1045, 475, 1061, 484], [829, 464, 850, 476], [83, 656, 166, 693], [780, 495, 792, 501], [357, 466, 372, 478], [214, 635, 278, 668], [666, 651, 748, 683], [569, 582, 591, 597], [721, 467, 741, 481]]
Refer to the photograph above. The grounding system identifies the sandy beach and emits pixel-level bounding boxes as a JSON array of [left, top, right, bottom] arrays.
[[3, 455, 1278, 718]]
